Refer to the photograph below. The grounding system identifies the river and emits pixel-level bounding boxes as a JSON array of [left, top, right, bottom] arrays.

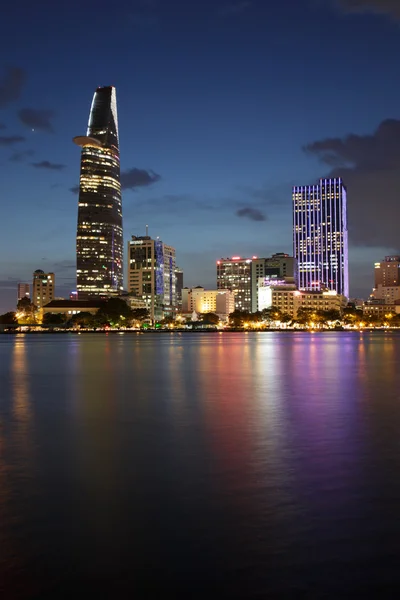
[[1, 332, 400, 598]]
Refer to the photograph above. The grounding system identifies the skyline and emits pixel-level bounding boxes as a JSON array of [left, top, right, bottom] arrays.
[[1, 0, 400, 311]]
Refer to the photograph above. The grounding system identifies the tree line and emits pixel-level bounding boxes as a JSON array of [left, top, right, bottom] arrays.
[[2, 300, 400, 329], [0, 298, 150, 328]]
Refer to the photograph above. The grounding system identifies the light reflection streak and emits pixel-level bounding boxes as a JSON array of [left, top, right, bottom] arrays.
[[0, 336, 35, 596]]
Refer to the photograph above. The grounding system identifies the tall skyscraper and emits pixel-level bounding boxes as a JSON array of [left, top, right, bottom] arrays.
[[127, 235, 176, 320], [217, 257, 252, 311], [73, 86, 123, 299], [33, 270, 55, 308], [293, 178, 349, 297], [17, 283, 30, 301]]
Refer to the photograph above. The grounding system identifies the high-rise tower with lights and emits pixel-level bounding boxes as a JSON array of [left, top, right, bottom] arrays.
[[73, 86, 123, 299], [293, 178, 349, 297]]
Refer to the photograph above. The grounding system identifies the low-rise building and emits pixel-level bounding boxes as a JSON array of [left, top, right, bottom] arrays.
[[370, 285, 400, 305], [42, 299, 104, 316], [181, 287, 235, 319], [295, 290, 347, 315], [260, 284, 346, 317], [258, 278, 297, 312], [363, 302, 400, 317], [117, 292, 147, 310]]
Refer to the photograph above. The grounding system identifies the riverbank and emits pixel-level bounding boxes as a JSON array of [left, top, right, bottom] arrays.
[[1, 327, 399, 335]]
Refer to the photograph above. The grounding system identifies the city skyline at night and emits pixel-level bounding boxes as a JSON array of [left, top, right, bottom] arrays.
[[1, 0, 400, 311]]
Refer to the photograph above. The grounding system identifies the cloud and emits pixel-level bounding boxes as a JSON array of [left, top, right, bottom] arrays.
[[70, 185, 80, 195], [0, 135, 25, 146], [9, 149, 34, 162], [304, 118, 400, 169], [236, 207, 267, 221], [18, 108, 55, 132], [31, 160, 65, 170], [0, 278, 19, 288], [219, 1, 252, 16], [0, 66, 26, 108], [337, 0, 400, 19], [304, 118, 400, 248], [120, 167, 161, 190]]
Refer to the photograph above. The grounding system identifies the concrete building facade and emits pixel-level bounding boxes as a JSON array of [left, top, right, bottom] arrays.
[[259, 286, 346, 317], [252, 254, 297, 311], [33, 270, 55, 309], [181, 287, 235, 319]]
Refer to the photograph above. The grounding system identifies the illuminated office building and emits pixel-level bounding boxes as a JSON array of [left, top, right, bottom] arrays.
[[127, 235, 176, 321], [73, 86, 123, 299], [293, 178, 349, 297], [217, 257, 252, 311], [33, 270, 55, 308]]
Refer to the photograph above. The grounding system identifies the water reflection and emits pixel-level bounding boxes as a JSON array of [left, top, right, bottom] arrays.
[[1, 332, 400, 597], [0, 336, 37, 597], [12, 336, 32, 425]]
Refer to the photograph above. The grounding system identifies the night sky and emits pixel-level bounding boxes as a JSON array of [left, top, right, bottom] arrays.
[[1, 0, 400, 312]]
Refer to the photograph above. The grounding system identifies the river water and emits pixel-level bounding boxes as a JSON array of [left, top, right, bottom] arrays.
[[1, 332, 400, 598]]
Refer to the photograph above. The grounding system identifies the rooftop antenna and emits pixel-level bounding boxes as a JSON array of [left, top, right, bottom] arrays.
[[146, 224, 149, 236]]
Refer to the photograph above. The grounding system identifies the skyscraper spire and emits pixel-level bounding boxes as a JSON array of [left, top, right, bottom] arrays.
[[73, 86, 123, 299]]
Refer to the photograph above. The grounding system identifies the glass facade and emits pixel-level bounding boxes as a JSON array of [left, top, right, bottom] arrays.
[[127, 236, 176, 320], [74, 86, 123, 299], [293, 178, 349, 297]]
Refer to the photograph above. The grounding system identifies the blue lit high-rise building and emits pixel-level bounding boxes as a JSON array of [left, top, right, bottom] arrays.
[[293, 178, 349, 297]]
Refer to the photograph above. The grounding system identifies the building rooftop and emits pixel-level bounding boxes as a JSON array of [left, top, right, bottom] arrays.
[[44, 300, 105, 309]]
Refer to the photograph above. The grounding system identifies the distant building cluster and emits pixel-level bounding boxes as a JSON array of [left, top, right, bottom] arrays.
[[10, 86, 399, 324]]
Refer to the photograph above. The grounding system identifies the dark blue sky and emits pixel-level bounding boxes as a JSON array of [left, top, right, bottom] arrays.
[[1, 0, 400, 311]]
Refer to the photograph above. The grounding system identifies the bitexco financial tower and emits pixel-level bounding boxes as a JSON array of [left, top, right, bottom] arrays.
[[73, 86, 123, 299]]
